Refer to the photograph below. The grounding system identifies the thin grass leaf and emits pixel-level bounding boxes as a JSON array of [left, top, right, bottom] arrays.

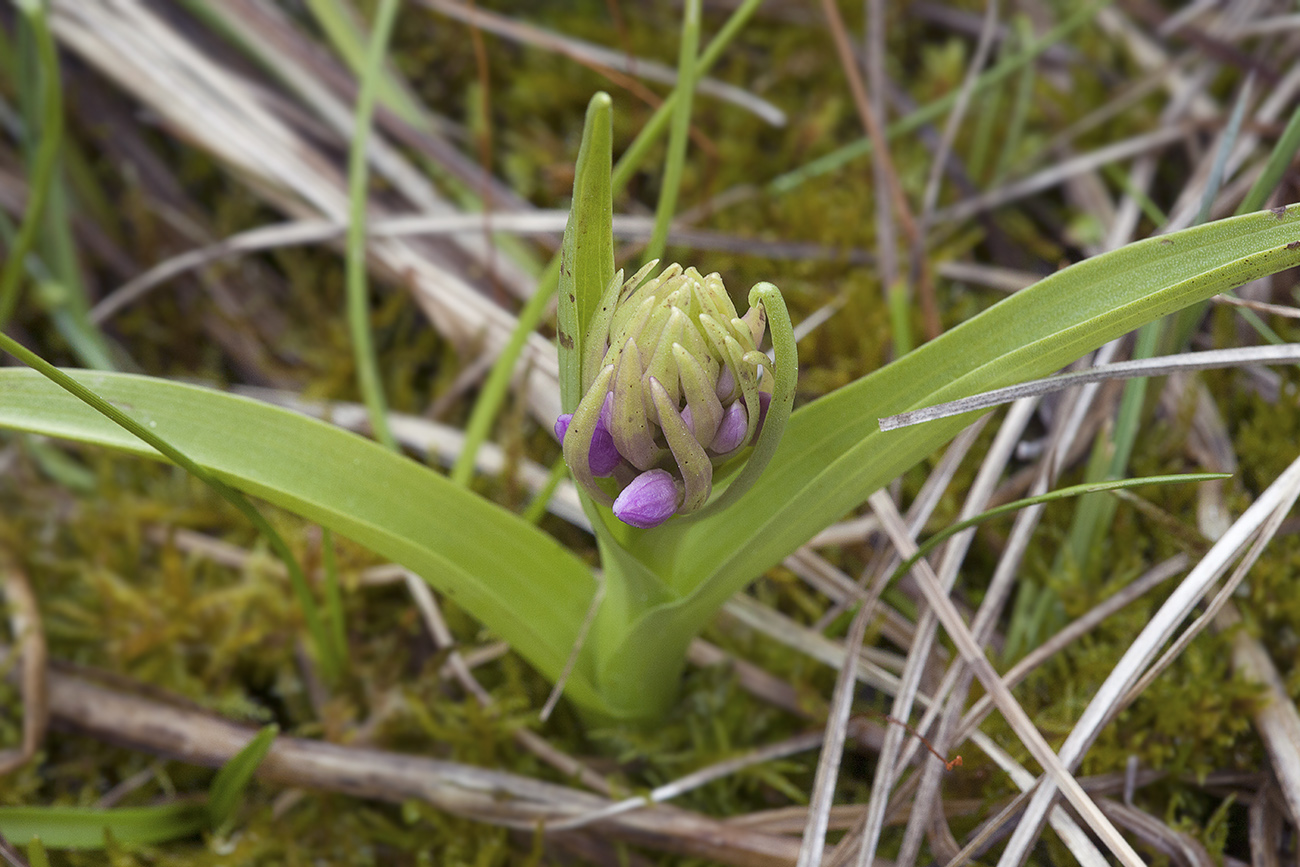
[[0, 1, 60, 328], [321, 529, 349, 674], [0, 804, 208, 850], [302, 0, 428, 127], [207, 724, 278, 831], [1236, 99, 1300, 215], [345, 0, 400, 452], [1061, 318, 1164, 579], [644, 0, 699, 265], [765, 0, 1110, 195], [25, 838, 46, 867], [893, 473, 1229, 585]]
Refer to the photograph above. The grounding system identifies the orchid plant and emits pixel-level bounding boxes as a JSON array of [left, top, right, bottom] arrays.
[[2, 92, 1300, 723]]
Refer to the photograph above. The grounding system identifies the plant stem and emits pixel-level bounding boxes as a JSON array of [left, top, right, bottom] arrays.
[[346, 0, 402, 452]]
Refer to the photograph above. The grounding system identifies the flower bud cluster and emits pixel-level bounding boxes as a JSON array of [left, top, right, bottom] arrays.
[[557, 262, 773, 528]]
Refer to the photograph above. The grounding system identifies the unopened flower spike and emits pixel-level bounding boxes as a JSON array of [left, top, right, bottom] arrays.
[[558, 262, 797, 529]]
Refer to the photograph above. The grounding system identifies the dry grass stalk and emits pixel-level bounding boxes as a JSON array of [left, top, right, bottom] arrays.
[[0, 557, 46, 777], [0, 649, 804, 867]]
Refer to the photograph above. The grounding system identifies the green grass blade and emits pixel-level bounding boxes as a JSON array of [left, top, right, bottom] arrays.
[[0, 804, 209, 849], [990, 16, 1036, 185], [26, 836, 49, 867], [611, 0, 764, 194], [0, 2, 61, 329], [1062, 319, 1163, 576], [345, 0, 400, 452], [303, 0, 428, 128], [644, 0, 699, 265], [766, 0, 1110, 196], [450, 252, 561, 486], [894, 473, 1229, 587], [0, 369, 603, 710], [208, 724, 278, 831], [1236, 100, 1300, 215], [321, 528, 349, 669], [10, 3, 115, 369]]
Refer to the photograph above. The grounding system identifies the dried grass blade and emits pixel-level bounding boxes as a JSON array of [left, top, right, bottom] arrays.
[[996, 450, 1300, 865], [0, 559, 47, 776], [868, 491, 1145, 867], [881, 344, 1300, 430]]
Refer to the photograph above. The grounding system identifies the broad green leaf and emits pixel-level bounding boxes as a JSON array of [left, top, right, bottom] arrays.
[[208, 724, 278, 830], [671, 205, 1300, 598], [599, 205, 1300, 714], [0, 372, 605, 710], [0, 803, 208, 849]]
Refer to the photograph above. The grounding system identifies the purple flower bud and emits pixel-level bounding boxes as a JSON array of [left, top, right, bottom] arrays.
[[715, 366, 735, 401], [589, 413, 622, 477], [710, 401, 748, 454], [562, 262, 789, 527], [612, 469, 680, 529], [554, 413, 573, 442], [557, 409, 622, 477]]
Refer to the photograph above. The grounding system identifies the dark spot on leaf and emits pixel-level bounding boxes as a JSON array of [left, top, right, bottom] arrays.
[[568, 293, 576, 303], [559, 331, 574, 349], [1160, 239, 1173, 245], [1272, 205, 1288, 218], [1287, 240, 1300, 250]]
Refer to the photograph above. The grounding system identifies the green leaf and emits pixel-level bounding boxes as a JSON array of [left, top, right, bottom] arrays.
[[0, 372, 605, 710], [597, 205, 1300, 716], [0, 803, 208, 849], [669, 205, 1300, 599], [896, 473, 1230, 584], [343, 0, 402, 452], [208, 724, 278, 831], [558, 93, 614, 414], [644, 0, 699, 265]]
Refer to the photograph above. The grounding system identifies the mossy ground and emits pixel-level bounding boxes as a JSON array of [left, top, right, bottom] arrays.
[[2, 1, 1299, 864]]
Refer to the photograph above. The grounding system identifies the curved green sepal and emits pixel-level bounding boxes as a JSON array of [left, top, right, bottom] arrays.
[[688, 281, 797, 519]]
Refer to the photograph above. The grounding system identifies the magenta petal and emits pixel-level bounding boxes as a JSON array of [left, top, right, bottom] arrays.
[[612, 469, 680, 528], [589, 421, 622, 476], [710, 401, 748, 454], [554, 413, 573, 442], [680, 404, 695, 435], [715, 366, 735, 401], [587, 393, 622, 476]]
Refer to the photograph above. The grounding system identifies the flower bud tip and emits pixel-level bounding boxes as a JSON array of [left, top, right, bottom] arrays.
[[612, 469, 680, 528], [554, 413, 572, 442]]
